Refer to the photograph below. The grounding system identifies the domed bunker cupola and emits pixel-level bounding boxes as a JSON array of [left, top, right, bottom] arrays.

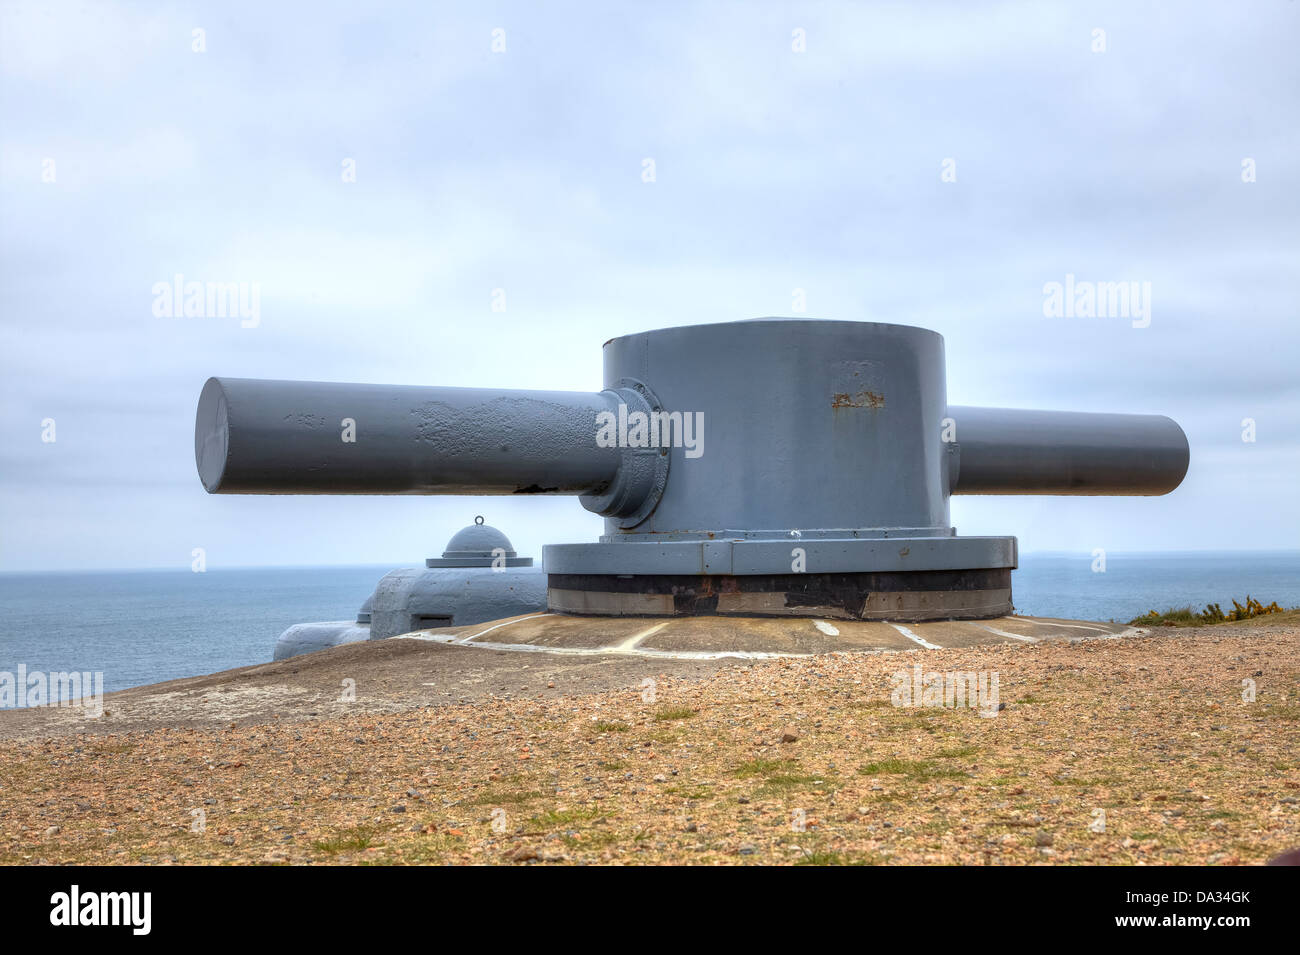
[[358, 515, 544, 639], [428, 516, 533, 568], [273, 516, 547, 658]]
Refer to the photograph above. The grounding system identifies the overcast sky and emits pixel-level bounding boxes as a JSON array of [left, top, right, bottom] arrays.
[[1, 1, 1296, 572]]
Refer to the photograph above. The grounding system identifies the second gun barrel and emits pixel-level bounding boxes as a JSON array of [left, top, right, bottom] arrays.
[[947, 406, 1189, 495]]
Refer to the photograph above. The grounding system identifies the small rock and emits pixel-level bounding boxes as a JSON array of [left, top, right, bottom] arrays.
[[738, 844, 757, 855], [1034, 831, 1053, 847], [44, 826, 60, 837], [780, 729, 799, 744]]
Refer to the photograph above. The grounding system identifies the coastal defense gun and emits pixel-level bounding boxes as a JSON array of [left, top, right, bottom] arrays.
[[195, 319, 1188, 621]]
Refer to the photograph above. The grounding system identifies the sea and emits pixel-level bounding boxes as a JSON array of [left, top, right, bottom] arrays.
[[1, 552, 1297, 696]]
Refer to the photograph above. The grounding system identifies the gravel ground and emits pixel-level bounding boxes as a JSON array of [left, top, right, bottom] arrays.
[[0, 620, 1296, 865]]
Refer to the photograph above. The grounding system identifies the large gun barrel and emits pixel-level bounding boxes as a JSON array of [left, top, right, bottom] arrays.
[[197, 377, 620, 496], [947, 406, 1189, 496]]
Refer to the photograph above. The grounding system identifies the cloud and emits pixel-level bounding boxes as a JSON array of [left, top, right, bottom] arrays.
[[1, 0, 1296, 570]]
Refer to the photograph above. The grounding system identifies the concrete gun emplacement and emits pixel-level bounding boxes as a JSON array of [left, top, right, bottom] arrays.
[[195, 319, 1188, 621]]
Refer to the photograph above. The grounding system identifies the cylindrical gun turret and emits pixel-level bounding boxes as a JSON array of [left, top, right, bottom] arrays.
[[946, 406, 1189, 496], [195, 321, 1189, 536], [195, 320, 1190, 621]]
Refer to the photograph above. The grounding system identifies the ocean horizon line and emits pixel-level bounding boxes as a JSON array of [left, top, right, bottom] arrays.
[[2, 548, 1299, 576]]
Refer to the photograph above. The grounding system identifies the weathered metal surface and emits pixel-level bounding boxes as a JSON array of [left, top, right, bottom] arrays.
[[947, 406, 1189, 495], [366, 564, 545, 640], [197, 318, 1189, 622], [195, 377, 666, 521], [542, 535, 1016, 575], [546, 569, 1012, 621]]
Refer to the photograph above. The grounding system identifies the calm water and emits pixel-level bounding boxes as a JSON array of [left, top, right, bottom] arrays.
[[0, 566, 388, 696], [1, 553, 1297, 695]]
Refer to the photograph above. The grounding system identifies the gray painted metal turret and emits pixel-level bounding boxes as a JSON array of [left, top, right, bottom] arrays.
[[206, 319, 1188, 623], [271, 518, 544, 660]]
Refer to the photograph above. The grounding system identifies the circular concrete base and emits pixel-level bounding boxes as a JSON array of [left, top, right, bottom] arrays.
[[397, 612, 1139, 660], [547, 569, 1012, 621]]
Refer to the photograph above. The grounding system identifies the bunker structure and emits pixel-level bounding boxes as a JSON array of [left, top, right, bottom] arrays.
[[271, 518, 545, 660], [197, 319, 1188, 657]]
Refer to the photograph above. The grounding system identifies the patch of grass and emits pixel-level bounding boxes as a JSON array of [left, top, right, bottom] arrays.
[[590, 721, 629, 734], [664, 785, 713, 800], [757, 772, 831, 795], [652, 706, 697, 722], [733, 758, 796, 779], [1129, 597, 1290, 628], [1130, 607, 1200, 627], [530, 807, 606, 830], [562, 829, 618, 848], [597, 760, 627, 771], [312, 825, 381, 854], [793, 850, 879, 866], [731, 757, 833, 795], [858, 758, 967, 781], [933, 746, 979, 759], [465, 788, 544, 806], [1049, 775, 1124, 788], [847, 698, 892, 710], [1017, 695, 1045, 704], [643, 727, 685, 744], [401, 833, 464, 864]]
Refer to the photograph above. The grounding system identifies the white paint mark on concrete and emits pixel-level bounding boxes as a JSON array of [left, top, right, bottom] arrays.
[[889, 623, 942, 649], [1022, 618, 1115, 633], [448, 613, 553, 645], [813, 620, 840, 636], [398, 631, 804, 661], [969, 622, 1038, 643], [610, 621, 672, 652]]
